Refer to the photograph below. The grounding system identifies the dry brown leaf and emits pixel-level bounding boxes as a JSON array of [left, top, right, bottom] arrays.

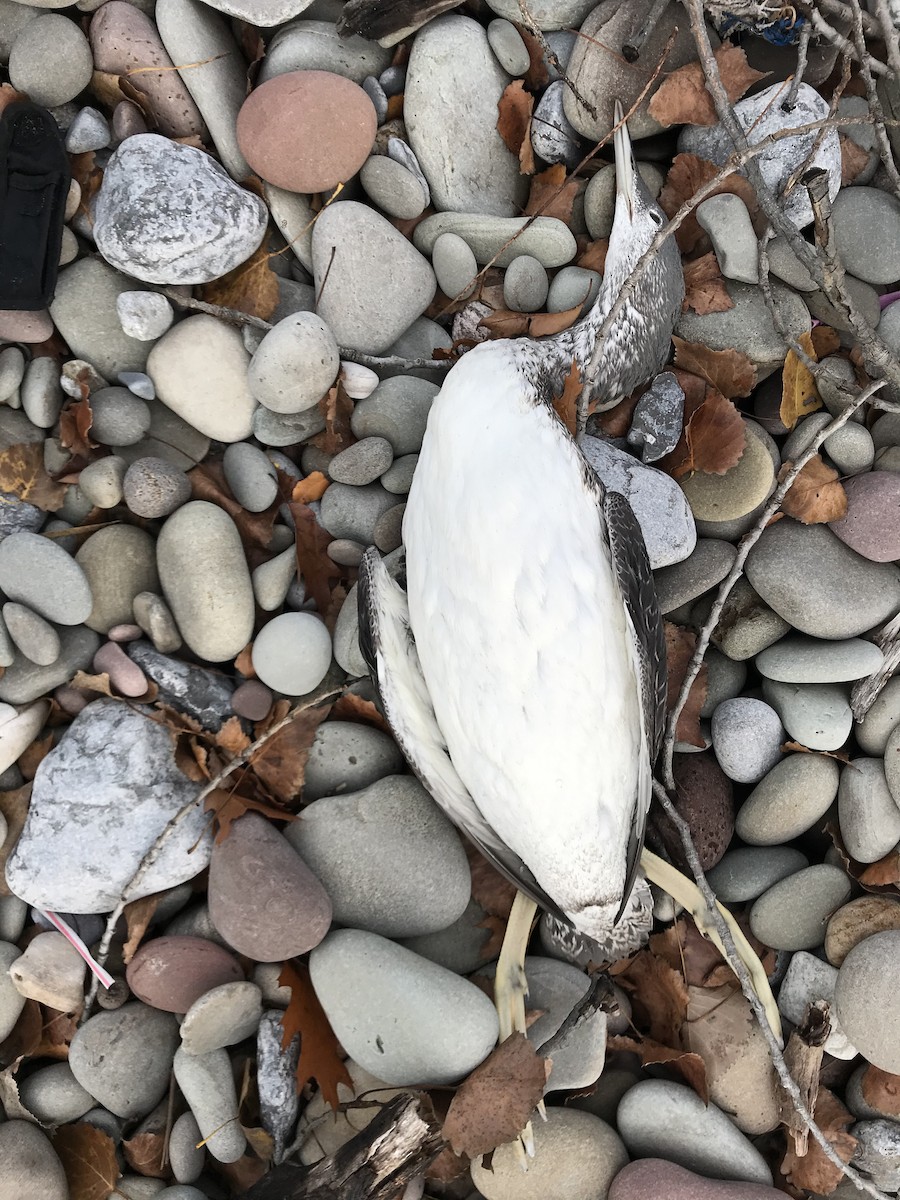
[[551, 360, 581, 437], [681, 252, 734, 316], [16, 731, 53, 782], [651, 918, 735, 990], [288, 500, 339, 616], [660, 154, 760, 252], [859, 851, 900, 887], [577, 239, 608, 273], [479, 302, 583, 340], [59, 396, 95, 460], [279, 961, 353, 1108], [122, 1130, 168, 1179], [664, 622, 709, 748], [597, 391, 641, 439], [292, 471, 330, 505], [810, 326, 842, 359], [649, 45, 767, 127], [610, 946, 690, 1045], [53, 1123, 120, 1200], [203, 786, 296, 843], [465, 840, 517, 920], [781, 331, 823, 430], [329, 694, 391, 735], [519, 119, 536, 176], [69, 669, 158, 705], [608, 1034, 709, 1103], [199, 241, 279, 320], [442, 1034, 549, 1158], [841, 134, 871, 185], [122, 893, 160, 965], [0, 998, 42, 1062], [189, 460, 278, 550], [782, 740, 851, 764], [519, 25, 550, 91], [496, 80, 533, 159], [69, 151, 104, 221], [310, 381, 356, 455], [671, 336, 757, 399], [425, 1144, 470, 1183], [216, 715, 252, 758], [0, 442, 67, 512], [781, 1086, 857, 1194], [525, 163, 580, 224], [250, 697, 332, 805], [0, 784, 31, 898], [861, 1065, 900, 1117], [779, 455, 848, 525], [662, 384, 746, 480]]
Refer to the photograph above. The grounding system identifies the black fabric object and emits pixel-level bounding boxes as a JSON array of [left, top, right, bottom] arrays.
[[0, 100, 70, 311]]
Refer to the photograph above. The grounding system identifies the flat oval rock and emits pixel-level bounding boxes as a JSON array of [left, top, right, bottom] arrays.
[[750, 864, 852, 952], [126, 936, 244, 1013], [826, 896, 900, 967], [68, 1002, 179, 1118], [180, 980, 263, 1055], [208, 812, 332, 962]]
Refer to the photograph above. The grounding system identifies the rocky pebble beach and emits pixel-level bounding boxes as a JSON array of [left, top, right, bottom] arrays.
[[1, 0, 900, 1198]]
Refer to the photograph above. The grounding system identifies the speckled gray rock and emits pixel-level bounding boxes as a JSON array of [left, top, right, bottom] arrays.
[[253, 545, 298, 612], [168, 1112, 205, 1184], [157, 501, 254, 662], [756, 635, 884, 683], [779, 951, 856, 1059], [6, 700, 212, 911], [0, 939, 24, 1041], [287, 775, 470, 937], [762, 679, 853, 752], [360, 155, 428, 220], [580, 437, 695, 568], [832, 187, 900, 284], [173, 1047, 246, 1163], [750, 864, 852, 951], [0, 624, 99, 705], [21, 357, 62, 429], [710, 698, 784, 784], [17, 1062, 96, 1124], [839, 757, 900, 864], [503, 254, 550, 313], [2, 602, 58, 666], [706, 846, 809, 903], [399, 898, 494, 975], [617, 1079, 773, 1184], [116, 292, 174, 342], [405, 15, 527, 216], [736, 753, 840, 845], [319, 481, 396, 544], [676, 279, 811, 379], [518, 956, 607, 1092], [547, 265, 600, 313], [69, 1003, 180, 1118], [95, 135, 266, 284], [487, 17, 530, 73], [78, 456, 127, 509], [9, 13, 92, 106], [350, 376, 438, 455], [414, 212, 576, 268], [123, 457, 192, 519], [310, 929, 499, 1085], [699, 577, 791, 661], [431, 232, 478, 302], [253, 403, 326, 447], [76, 524, 160, 634], [180, 981, 263, 1056], [312, 202, 435, 356], [696, 193, 758, 283], [654, 539, 736, 613], [249, 313, 340, 415], [303, 721, 405, 801], [824, 421, 875, 476], [260, 17, 391, 83], [471, 1106, 627, 1200], [329, 438, 394, 486], [835, 931, 900, 1073], [0, 493, 43, 545], [0, 1121, 68, 1200], [0, 531, 92, 625], [90, 386, 153, 446], [583, 160, 664, 241], [856, 676, 900, 756], [257, 1008, 300, 1163], [126, 642, 232, 729], [222, 442, 278, 512], [745, 520, 900, 639], [852, 1119, 900, 1190]]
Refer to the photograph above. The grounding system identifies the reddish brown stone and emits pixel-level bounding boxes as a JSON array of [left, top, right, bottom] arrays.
[[610, 1160, 783, 1200], [0, 309, 53, 343], [207, 812, 332, 962], [236, 71, 376, 194], [126, 936, 243, 1013], [650, 752, 735, 870], [829, 470, 900, 562]]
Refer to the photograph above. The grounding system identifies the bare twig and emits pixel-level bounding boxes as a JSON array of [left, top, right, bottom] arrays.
[[875, 0, 900, 81], [82, 684, 345, 1017], [851, 611, 900, 719], [622, 0, 670, 61], [846, 0, 900, 199], [806, 5, 891, 75], [516, 0, 597, 119], [784, 20, 812, 111]]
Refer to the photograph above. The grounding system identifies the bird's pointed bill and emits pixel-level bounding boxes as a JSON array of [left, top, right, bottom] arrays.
[[614, 99, 636, 221]]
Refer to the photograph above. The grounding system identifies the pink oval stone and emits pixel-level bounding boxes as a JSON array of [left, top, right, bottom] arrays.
[[126, 936, 244, 1014], [610, 1160, 784, 1200], [208, 812, 332, 961], [236, 71, 376, 194], [829, 470, 900, 562], [93, 641, 149, 698], [0, 309, 53, 343]]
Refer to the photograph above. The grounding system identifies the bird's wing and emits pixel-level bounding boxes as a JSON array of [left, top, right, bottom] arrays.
[[358, 547, 568, 921], [599, 485, 668, 912]]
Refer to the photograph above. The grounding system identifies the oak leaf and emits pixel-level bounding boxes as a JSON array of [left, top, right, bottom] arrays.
[[203, 785, 296, 843], [496, 80, 533, 159], [660, 154, 760, 252], [250, 697, 332, 805], [664, 622, 709, 748], [53, 1123, 120, 1200], [681, 252, 734, 316], [0, 442, 67, 512], [779, 455, 848, 525], [279, 961, 353, 1107], [649, 45, 767, 127], [608, 1034, 709, 1102], [288, 500, 340, 615], [310, 382, 356, 455], [199, 241, 279, 320], [781, 331, 823, 430], [478, 302, 583, 340], [551, 360, 581, 437], [671, 336, 757, 398], [442, 1033, 549, 1158], [781, 1087, 857, 1194], [525, 163, 580, 224], [189, 460, 279, 550]]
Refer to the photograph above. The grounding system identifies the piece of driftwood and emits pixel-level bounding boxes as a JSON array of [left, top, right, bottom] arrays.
[[238, 1094, 444, 1200], [337, 0, 463, 41], [780, 1000, 831, 1158]]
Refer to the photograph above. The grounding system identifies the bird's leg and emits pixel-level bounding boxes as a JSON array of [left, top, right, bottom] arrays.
[[640, 849, 784, 1045], [494, 890, 541, 1164]]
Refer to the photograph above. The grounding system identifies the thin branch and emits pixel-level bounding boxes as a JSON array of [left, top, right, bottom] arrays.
[[806, 5, 891, 75], [516, 0, 597, 119], [82, 684, 345, 1017], [851, 611, 900, 719], [875, 0, 900, 81], [846, 0, 900, 200], [784, 20, 812, 111]]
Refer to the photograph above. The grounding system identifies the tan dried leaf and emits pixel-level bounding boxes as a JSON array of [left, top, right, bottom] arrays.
[[681, 252, 734, 316], [577, 239, 608, 273], [551, 360, 581, 437], [250, 698, 332, 805], [649, 45, 767, 127], [525, 163, 580, 224], [59, 396, 94, 458], [478, 302, 583, 340], [680, 387, 747, 478], [610, 946, 690, 1046], [671, 336, 757, 398], [203, 786, 295, 844], [309, 383, 356, 455], [122, 1130, 167, 1179], [288, 501, 339, 616], [664, 622, 708, 748], [840, 134, 871, 185], [442, 1033, 549, 1158], [0, 442, 67, 512], [0, 784, 31, 898], [216, 715, 252, 758], [329, 694, 391, 735], [608, 1034, 709, 1103], [53, 1123, 120, 1199], [859, 850, 900, 887], [122, 893, 160, 965], [496, 80, 533, 158], [779, 455, 848, 525], [660, 154, 760, 252], [781, 1087, 857, 1194], [199, 241, 279, 320], [781, 331, 823, 430]]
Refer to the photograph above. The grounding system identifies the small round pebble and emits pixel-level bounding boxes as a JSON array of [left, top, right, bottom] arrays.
[[93, 641, 149, 697], [133, 590, 182, 655], [359, 155, 427, 220], [710, 697, 784, 784], [0, 531, 93, 626], [9, 14, 93, 107], [735, 753, 840, 845], [432, 232, 478, 301], [504, 254, 550, 312], [327, 538, 366, 567], [76, 524, 160, 634], [303, 720, 405, 801], [547, 265, 601, 313], [68, 1003, 179, 1119], [116, 292, 175, 341], [78, 456, 127, 509], [168, 1112, 205, 1184], [749, 864, 852, 951], [329, 437, 394, 486], [829, 471, 900, 562], [17, 1063, 95, 1124], [252, 544, 298, 612], [231, 679, 273, 721], [835, 931, 900, 1072], [222, 442, 279, 512], [374, 503, 405, 552], [824, 422, 875, 475], [762, 679, 852, 751], [706, 846, 809, 903], [3, 602, 60, 667], [486, 18, 531, 75], [123, 457, 192, 519], [248, 312, 340, 415], [251, 611, 332, 696], [64, 106, 110, 154], [126, 936, 244, 1014], [180, 981, 263, 1056], [89, 387, 152, 447], [350, 376, 439, 455]]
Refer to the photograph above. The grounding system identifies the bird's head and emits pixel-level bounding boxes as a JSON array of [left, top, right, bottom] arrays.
[[608, 99, 670, 275]]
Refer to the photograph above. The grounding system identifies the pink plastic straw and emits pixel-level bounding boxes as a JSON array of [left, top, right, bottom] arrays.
[[40, 910, 115, 990]]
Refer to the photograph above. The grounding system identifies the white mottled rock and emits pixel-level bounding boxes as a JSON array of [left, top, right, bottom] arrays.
[[94, 136, 267, 284], [5, 700, 212, 912], [710, 697, 784, 784], [580, 437, 696, 568], [147, 315, 257, 442], [117, 292, 174, 342], [405, 15, 528, 216]]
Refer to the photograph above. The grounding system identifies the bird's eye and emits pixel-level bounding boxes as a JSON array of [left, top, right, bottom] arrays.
[[650, 210, 663, 225]]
